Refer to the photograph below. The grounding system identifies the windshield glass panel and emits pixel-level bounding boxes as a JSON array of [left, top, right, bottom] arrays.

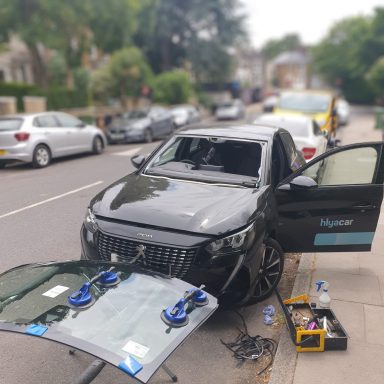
[[0, 262, 217, 383], [0, 118, 23, 131], [278, 93, 331, 113], [145, 135, 263, 186]]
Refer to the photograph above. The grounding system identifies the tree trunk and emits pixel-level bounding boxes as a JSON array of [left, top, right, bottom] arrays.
[[29, 44, 48, 88]]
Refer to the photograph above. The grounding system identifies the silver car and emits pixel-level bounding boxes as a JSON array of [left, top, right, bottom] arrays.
[[0, 112, 107, 168]]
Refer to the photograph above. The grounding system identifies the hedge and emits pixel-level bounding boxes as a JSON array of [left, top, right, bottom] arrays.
[[0, 82, 89, 111]]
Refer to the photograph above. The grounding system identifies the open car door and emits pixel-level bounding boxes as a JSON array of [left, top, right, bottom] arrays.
[[275, 142, 384, 253], [0, 261, 217, 383]]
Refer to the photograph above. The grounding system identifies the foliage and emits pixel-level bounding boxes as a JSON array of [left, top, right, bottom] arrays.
[[311, 10, 384, 103], [153, 70, 193, 104], [90, 47, 153, 107], [47, 54, 67, 86], [0, 82, 89, 110], [134, 0, 246, 84], [367, 57, 384, 99], [262, 34, 302, 60]]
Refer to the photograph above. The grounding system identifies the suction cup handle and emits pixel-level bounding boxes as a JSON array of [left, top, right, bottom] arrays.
[[68, 282, 92, 307]]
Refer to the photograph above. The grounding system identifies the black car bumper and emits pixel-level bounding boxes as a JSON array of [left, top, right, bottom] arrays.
[[80, 223, 262, 303]]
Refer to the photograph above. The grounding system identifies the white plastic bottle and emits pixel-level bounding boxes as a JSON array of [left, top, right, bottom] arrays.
[[315, 280, 331, 308]]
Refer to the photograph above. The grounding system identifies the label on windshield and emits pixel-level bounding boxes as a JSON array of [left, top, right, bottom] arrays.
[[122, 340, 150, 359], [42, 285, 69, 298]]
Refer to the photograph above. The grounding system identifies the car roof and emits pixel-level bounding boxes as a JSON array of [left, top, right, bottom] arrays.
[[177, 123, 281, 141], [0, 111, 67, 119], [256, 113, 312, 125]]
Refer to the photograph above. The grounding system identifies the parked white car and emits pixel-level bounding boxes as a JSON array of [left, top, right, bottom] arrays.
[[254, 114, 328, 161], [171, 105, 201, 128], [215, 99, 245, 120], [336, 99, 350, 126], [0, 112, 107, 168]]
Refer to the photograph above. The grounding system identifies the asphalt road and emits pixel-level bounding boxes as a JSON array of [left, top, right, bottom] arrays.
[[0, 106, 373, 384]]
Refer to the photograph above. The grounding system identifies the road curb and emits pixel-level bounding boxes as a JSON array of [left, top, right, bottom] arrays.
[[268, 253, 316, 384]]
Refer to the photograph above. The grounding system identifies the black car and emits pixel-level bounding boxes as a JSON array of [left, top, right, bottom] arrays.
[[81, 123, 384, 305], [107, 106, 174, 144]]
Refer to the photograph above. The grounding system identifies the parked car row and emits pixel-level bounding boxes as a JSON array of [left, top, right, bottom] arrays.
[[0, 104, 202, 168]]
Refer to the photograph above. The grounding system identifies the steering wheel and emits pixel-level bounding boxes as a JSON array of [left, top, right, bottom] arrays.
[[180, 159, 196, 166]]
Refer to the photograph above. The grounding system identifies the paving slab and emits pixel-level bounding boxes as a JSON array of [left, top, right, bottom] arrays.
[[310, 270, 383, 305], [364, 304, 384, 346], [293, 340, 384, 384], [315, 253, 359, 275], [358, 252, 384, 276]]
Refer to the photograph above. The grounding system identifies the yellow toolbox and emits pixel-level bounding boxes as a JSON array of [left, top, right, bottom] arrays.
[[276, 290, 348, 352]]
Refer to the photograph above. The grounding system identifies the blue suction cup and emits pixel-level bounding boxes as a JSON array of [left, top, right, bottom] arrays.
[[161, 298, 189, 327], [185, 288, 209, 306], [68, 282, 94, 308], [97, 270, 120, 287]]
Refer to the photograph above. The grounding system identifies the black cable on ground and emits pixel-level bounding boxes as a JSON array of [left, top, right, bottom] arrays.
[[220, 310, 277, 375]]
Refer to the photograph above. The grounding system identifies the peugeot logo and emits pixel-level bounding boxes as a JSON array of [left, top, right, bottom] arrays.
[[128, 244, 147, 266], [137, 232, 152, 239]]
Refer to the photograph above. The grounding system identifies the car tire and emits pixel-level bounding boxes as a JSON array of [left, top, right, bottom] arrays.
[[32, 144, 51, 168], [92, 136, 104, 155], [251, 238, 284, 302], [0, 162, 6, 169], [144, 128, 153, 143]]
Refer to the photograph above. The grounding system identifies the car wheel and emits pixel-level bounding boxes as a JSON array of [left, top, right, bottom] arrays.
[[0, 162, 6, 169], [32, 144, 51, 168], [92, 136, 104, 155], [252, 238, 284, 302], [144, 128, 153, 143]]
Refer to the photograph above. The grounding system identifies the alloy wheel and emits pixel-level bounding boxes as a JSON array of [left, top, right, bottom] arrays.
[[253, 239, 284, 301]]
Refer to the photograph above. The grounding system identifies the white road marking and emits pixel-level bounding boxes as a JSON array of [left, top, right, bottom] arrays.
[[0, 181, 103, 220], [112, 147, 142, 156]]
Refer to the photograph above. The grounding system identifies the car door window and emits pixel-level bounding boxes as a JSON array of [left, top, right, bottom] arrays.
[[56, 114, 82, 127], [303, 146, 378, 186], [34, 115, 59, 128], [280, 132, 297, 163]]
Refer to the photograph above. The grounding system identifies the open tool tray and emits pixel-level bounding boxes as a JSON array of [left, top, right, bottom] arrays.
[[312, 308, 348, 351], [276, 290, 348, 352]]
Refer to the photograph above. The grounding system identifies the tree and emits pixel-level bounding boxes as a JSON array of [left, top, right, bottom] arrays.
[[91, 47, 153, 108], [262, 34, 302, 60], [134, 0, 246, 84], [367, 57, 384, 101], [0, 0, 92, 87], [312, 16, 374, 102], [153, 70, 193, 104]]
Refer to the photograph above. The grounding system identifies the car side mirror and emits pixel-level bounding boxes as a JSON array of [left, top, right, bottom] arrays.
[[322, 129, 328, 137], [76, 122, 86, 128], [131, 154, 146, 169], [278, 175, 318, 191]]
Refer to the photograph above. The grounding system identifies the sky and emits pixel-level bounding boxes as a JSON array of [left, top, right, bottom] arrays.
[[242, 0, 384, 48]]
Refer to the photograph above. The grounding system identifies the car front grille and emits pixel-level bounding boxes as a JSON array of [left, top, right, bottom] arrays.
[[98, 232, 197, 278]]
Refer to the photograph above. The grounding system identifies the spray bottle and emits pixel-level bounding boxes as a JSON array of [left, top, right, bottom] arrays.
[[315, 280, 331, 308]]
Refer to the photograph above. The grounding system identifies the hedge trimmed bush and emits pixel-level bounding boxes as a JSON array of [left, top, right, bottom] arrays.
[[0, 82, 89, 111], [153, 70, 193, 105]]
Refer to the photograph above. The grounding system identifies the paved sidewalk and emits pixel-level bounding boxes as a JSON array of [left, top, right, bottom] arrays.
[[270, 109, 384, 384]]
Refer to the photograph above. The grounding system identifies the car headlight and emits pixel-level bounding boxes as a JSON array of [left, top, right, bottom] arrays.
[[205, 224, 255, 257], [84, 208, 98, 233]]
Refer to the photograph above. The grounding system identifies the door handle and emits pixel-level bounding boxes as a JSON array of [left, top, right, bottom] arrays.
[[352, 204, 376, 210]]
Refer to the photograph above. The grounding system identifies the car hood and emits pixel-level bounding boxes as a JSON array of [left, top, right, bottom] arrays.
[[0, 261, 217, 383], [91, 174, 263, 235]]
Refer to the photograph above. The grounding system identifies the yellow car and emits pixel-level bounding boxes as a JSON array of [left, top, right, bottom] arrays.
[[274, 90, 337, 137]]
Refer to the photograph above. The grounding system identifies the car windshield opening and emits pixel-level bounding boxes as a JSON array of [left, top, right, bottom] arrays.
[[279, 94, 331, 113], [145, 135, 263, 187]]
